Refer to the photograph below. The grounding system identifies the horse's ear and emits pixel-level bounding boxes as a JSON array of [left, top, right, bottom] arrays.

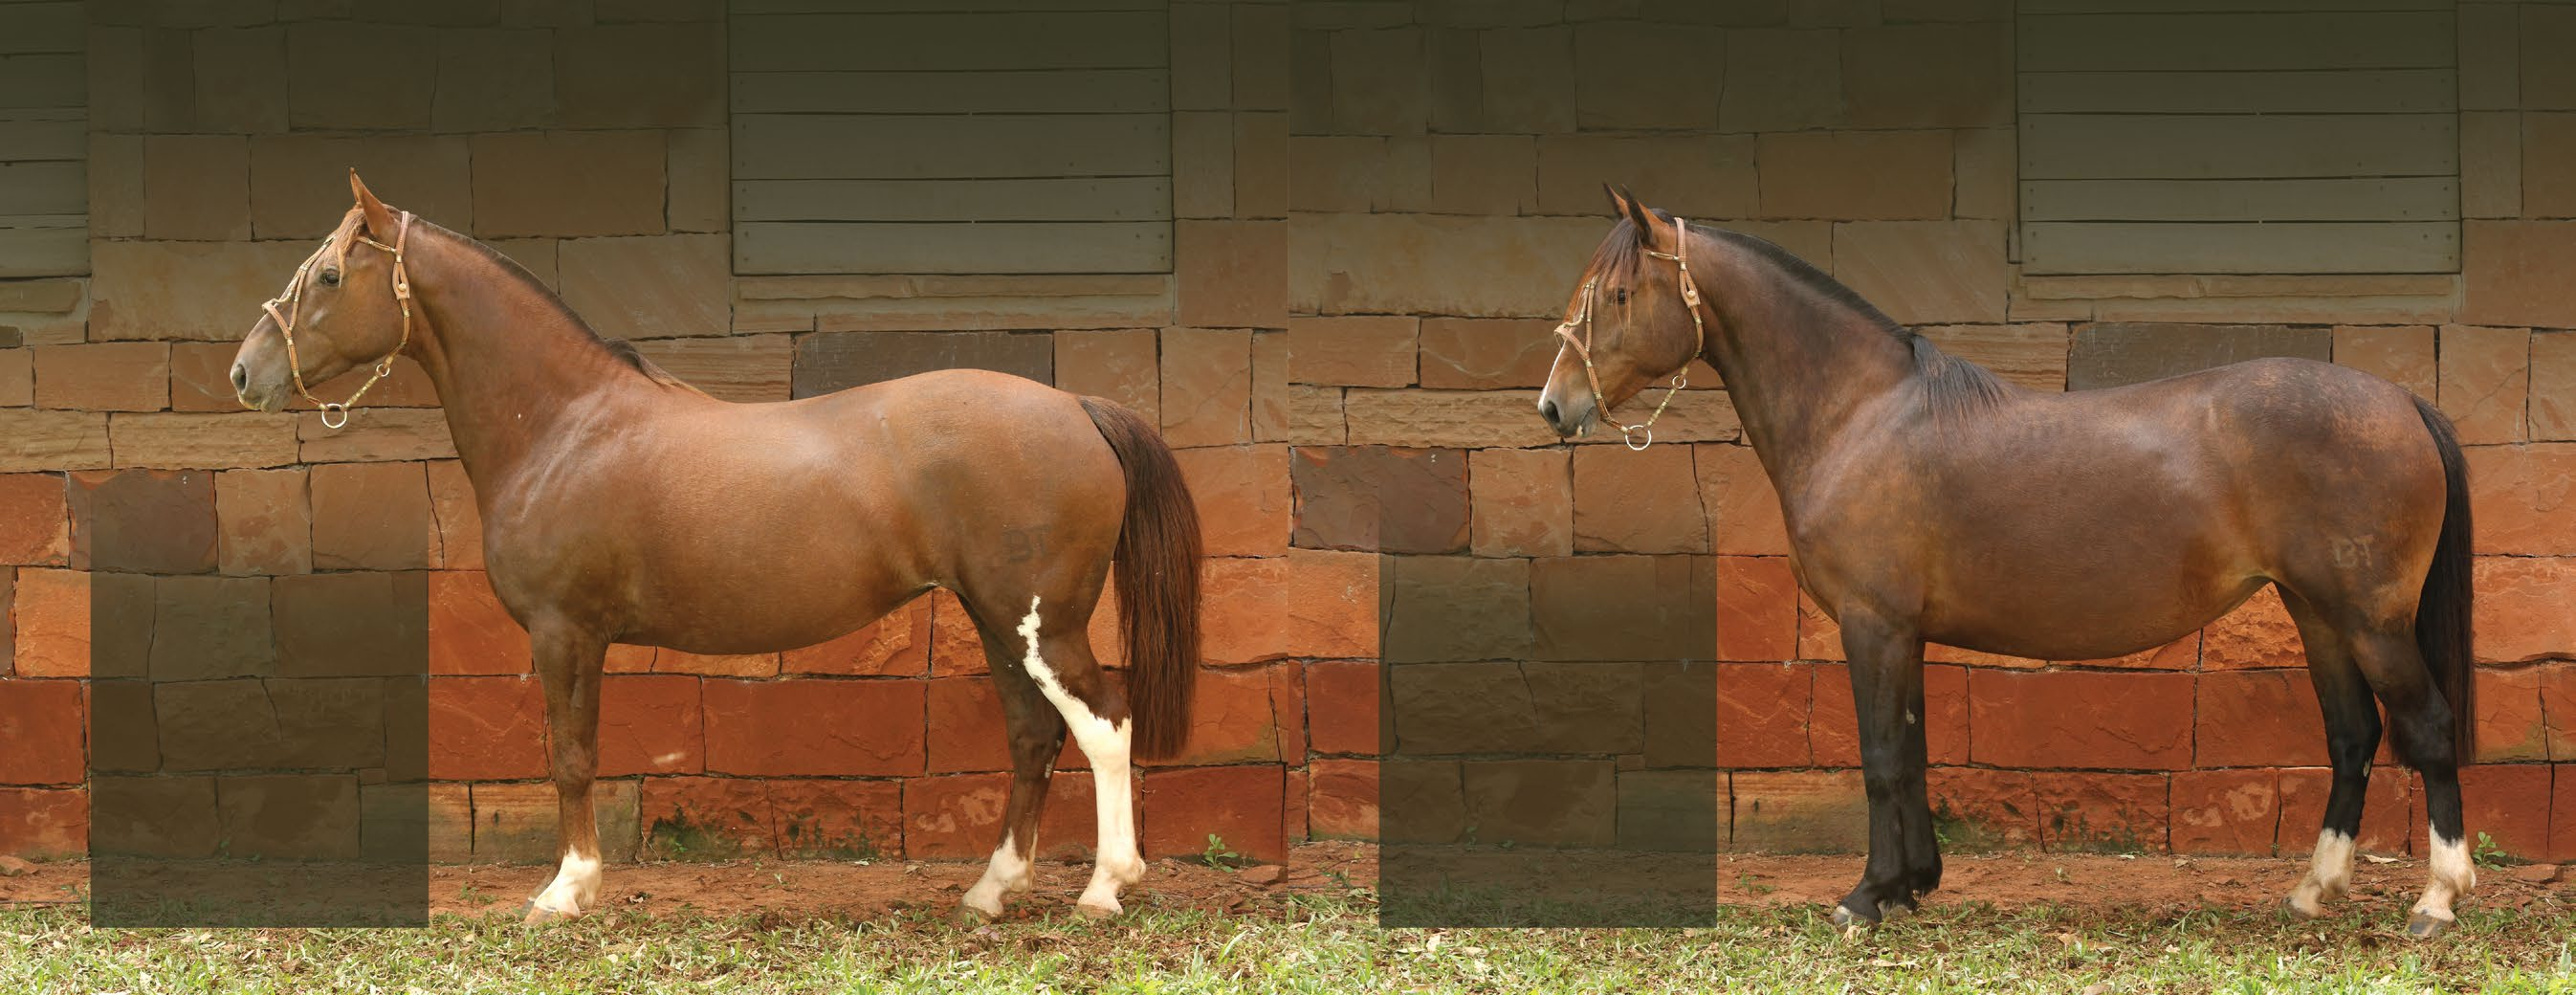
[[349, 169, 396, 238], [1610, 184, 1672, 249]]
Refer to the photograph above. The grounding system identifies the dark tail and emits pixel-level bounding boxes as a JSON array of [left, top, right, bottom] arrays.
[[2410, 394, 2476, 762], [1078, 396, 1202, 760]]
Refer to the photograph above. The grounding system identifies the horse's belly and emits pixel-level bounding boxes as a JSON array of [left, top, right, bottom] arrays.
[[1920, 564, 2262, 663]]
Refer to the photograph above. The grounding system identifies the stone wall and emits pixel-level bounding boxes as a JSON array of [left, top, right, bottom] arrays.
[[3, 0, 2574, 869]]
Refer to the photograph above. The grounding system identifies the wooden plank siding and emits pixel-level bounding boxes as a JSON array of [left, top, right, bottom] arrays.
[[2015, 6, 2462, 275], [729, 7, 1175, 276], [0, 0, 84, 277]]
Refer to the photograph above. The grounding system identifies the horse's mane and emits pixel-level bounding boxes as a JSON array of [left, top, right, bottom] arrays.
[[415, 215, 712, 397], [1592, 211, 2009, 423]]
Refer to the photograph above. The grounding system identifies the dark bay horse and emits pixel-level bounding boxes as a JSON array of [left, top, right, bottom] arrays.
[[1542, 187, 2476, 938], [230, 173, 1202, 923]]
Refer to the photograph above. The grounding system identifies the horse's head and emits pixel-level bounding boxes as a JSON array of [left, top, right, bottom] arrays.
[[231, 171, 416, 422], [1538, 185, 1709, 442]]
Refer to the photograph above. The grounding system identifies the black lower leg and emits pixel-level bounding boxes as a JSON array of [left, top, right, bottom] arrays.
[[1836, 616, 1931, 924]]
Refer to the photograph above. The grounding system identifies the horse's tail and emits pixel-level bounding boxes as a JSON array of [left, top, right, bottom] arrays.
[[2410, 393, 2476, 763], [1078, 395, 1201, 760]]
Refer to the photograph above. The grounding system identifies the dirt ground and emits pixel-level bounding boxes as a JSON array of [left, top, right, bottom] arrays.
[[4, 842, 2567, 922]]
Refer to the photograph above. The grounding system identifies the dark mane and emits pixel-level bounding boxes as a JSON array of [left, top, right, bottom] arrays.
[[425, 216, 711, 396], [1595, 212, 2010, 422]]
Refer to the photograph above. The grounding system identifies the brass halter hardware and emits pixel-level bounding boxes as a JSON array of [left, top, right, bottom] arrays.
[[255, 210, 415, 430], [1552, 216, 1709, 451]]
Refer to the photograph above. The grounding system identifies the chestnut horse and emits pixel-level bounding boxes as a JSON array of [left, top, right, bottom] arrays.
[[231, 174, 1201, 923], [1542, 188, 2476, 938]]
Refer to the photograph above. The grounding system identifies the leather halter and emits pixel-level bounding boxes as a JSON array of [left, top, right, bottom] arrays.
[[256, 210, 415, 429], [1552, 216, 1709, 450]]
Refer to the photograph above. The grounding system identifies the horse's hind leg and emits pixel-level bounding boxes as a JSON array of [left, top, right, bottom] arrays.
[[2345, 628, 2475, 938], [525, 619, 609, 923], [958, 627, 1070, 922], [1006, 593, 1146, 918], [2280, 593, 2382, 918]]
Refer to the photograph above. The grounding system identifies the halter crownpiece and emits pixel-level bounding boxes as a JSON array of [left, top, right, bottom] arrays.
[[1553, 216, 1709, 451], [255, 209, 415, 430]]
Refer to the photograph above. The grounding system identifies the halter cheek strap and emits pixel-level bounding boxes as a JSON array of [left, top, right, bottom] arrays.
[[1552, 216, 1708, 451], [257, 210, 414, 430]]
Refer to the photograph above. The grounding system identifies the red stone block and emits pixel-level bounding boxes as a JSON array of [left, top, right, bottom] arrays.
[[701, 678, 925, 777], [1201, 549, 1378, 664], [10, 568, 87, 677], [2277, 765, 2414, 855], [930, 588, 989, 675], [1269, 663, 1307, 763], [766, 779, 905, 858], [1142, 764, 1287, 861], [2474, 556, 2576, 663], [1468, 447, 1572, 558], [1794, 592, 1842, 661], [1174, 445, 1290, 557], [1055, 328, 1160, 426], [783, 598, 931, 677], [1160, 326, 1253, 448], [428, 570, 529, 675], [0, 679, 84, 785], [1572, 444, 1707, 554], [901, 771, 1008, 859], [2062, 633, 2198, 671], [2473, 666, 2551, 763], [1810, 662, 1971, 767], [1717, 663, 1810, 768], [1927, 767, 2037, 849], [2540, 661, 2576, 762], [600, 674, 702, 777], [2459, 763, 2553, 861], [605, 643, 655, 674], [1308, 758, 1376, 840], [642, 775, 776, 857], [0, 474, 69, 565], [2202, 586, 2305, 670], [2553, 764, 2576, 862], [1714, 556, 1797, 662], [0, 786, 86, 858], [2467, 445, 2576, 556], [2194, 670, 2328, 767], [426, 460, 483, 570], [926, 676, 1011, 774], [1969, 670, 2194, 770], [1159, 665, 1288, 767], [2030, 771, 2169, 852], [1290, 446, 1469, 554], [1305, 659, 1379, 757], [2169, 768, 2279, 855], [1695, 443, 1790, 556], [655, 648, 780, 677], [308, 461, 431, 571], [1731, 768, 1868, 853], [67, 469, 217, 574], [427, 675, 548, 781]]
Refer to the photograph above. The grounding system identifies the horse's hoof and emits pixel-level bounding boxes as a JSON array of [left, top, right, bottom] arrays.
[[952, 903, 996, 928], [1830, 901, 1879, 931], [2282, 896, 2323, 920], [518, 900, 578, 926], [1075, 899, 1122, 921], [2405, 913, 2452, 940], [1877, 899, 1915, 921]]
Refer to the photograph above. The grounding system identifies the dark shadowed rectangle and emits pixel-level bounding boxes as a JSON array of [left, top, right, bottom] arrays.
[[790, 329, 1054, 397], [86, 470, 429, 926], [1379, 551, 1718, 927]]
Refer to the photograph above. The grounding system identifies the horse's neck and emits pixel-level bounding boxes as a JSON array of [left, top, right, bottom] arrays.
[[1695, 237, 1916, 488], [403, 232, 643, 484]]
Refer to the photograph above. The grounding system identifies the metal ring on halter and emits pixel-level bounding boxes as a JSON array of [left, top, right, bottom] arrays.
[[319, 403, 351, 430], [1620, 424, 1651, 451]]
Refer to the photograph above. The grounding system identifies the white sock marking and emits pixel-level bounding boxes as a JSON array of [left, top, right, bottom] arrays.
[[2287, 829, 2354, 916], [1019, 596, 1143, 915], [2413, 830, 2474, 921], [533, 850, 601, 916], [961, 831, 1031, 918]]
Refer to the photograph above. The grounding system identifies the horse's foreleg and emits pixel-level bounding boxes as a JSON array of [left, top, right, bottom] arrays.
[[1010, 596, 1144, 918], [1832, 612, 1932, 929], [959, 639, 1070, 922], [2284, 621, 2380, 918], [526, 621, 608, 924]]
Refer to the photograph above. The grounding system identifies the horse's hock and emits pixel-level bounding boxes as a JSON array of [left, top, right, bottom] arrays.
[[1, 0, 2574, 898]]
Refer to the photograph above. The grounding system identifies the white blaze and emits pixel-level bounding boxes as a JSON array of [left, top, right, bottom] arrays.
[[533, 850, 601, 917], [961, 831, 1032, 918], [2412, 830, 2475, 922], [2286, 829, 2355, 917], [1019, 596, 1145, 916]]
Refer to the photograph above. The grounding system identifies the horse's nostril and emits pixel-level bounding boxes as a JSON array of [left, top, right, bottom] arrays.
[[230, 363, 249, 393], [1539, 398, 1560, 428]]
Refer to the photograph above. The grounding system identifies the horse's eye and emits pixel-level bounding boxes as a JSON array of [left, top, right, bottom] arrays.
[[1615, 288, 1628, 305], [319, 269, 341, 287]]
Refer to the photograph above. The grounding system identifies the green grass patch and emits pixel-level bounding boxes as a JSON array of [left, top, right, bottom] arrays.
[[4, 891, 2573, 993]]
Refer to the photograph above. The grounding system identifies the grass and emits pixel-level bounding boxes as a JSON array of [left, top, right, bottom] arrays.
[[4, 890, 2574, 993]]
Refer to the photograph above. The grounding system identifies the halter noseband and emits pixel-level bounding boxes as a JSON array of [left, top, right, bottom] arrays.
[[256, 210, 415, 429], [1552, 216, 1709, 451]]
